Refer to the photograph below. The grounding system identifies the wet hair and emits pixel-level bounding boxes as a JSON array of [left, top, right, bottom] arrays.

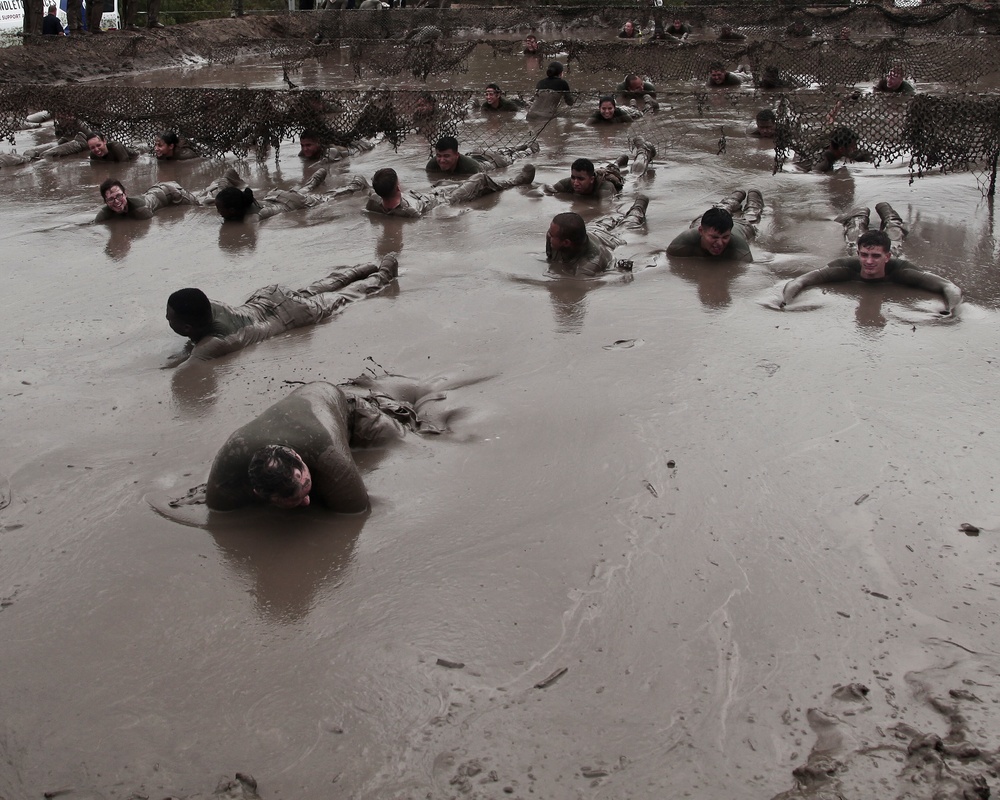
[[546, 61, 564, 78], [157, 131, 180, 147], [623, 73, 640, 86], [857, 230, 891, 253], [87, 132, 107, 144], [372, 168, 399, 198], [756, 109, 776, 125], [248, 445, 304, 500], [167, 288, 212, 327], [700, 207, 734, 233], [435, 135, 459, 152], [551, 212, 587, 247], [99, 177, 124, 200], [416, 90, 435, 107], [486, 82, 502, 94], [598, 95, 616, 108], [215, 187, 255, 220], [571, 158, 596, 176], [299, 128, 321, 142], [829, 126, 859, 150], [708, 61, 726, 72]]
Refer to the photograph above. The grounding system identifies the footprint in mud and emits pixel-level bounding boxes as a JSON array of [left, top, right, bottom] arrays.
[[603, 338, 644, 350], [773, 667, 1000, 800]]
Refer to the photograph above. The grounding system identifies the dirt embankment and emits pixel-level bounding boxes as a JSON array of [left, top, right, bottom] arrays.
[[1, 15, 326, 85]]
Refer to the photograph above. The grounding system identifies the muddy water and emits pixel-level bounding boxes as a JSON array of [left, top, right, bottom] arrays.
[[3, 43, 1000, 800]]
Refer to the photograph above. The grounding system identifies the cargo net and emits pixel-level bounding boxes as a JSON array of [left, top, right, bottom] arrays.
[[773, 92, 1000, 194], [344, 37, 478, 80], [561, 37, 999, 87], [0, 85, 537, 158], [306, 4, 1000, 41]]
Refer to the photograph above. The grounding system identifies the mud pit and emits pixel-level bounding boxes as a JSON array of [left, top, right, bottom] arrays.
[[3, 18, 1000, 800]]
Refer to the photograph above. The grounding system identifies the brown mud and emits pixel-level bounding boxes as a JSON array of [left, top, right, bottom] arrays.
[[2, 23, 1000, 800]]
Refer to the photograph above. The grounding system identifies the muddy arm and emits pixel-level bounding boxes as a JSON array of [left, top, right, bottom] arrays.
[[894, 268, 963, 314], [781, 265, 853, 306]]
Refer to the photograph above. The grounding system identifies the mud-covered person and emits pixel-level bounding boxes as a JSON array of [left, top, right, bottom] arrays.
[[664, 18, 692, 39], [528, 61, 575, 118], [164, 256, 398, 366], [87, 132, 138, 163], [425, 135, 536, 176], [708, 61, 742, 88], [589, 96, 640, 125], [482, 83, 521, 113], [342, 164, 535, 217], [546, 196, 648, 277], [618, 19, 639, 39], [615, 75, 659, 113], [747, 109, 776, 139], [666, 190, 765, 262], [523, 33, 541, 54], [154, 130, 200, 161], [94, 178, 199, 222], [298, 129, 374, 164], [875, 65, 915, 95], [780, 228, 962, 314], [543, 157, 625, 198], [211, 168, 332, 222], [203, 377, 457, 512], [807, 126, 873, 173]]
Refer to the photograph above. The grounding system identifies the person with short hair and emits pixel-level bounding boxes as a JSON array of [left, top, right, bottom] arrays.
[[664, 18, 691, 39], [875, 66, 915, 94], [545, 157, 625, 198], [785, 18, 813, 37], [708, 62, 742, 88], [42, 5, 64, 35], [546, 195, 649, 277], [297, 129, 373, 163], [203, 376, 457, 511], [618, 20, 639, 38], [615, 74, 659, 113], [748, 109, 776, 138], [165, 256, 398, 367], [588, 96, 640, 125], [666, 190, 765, 261], [342, 163, 535, 218], [757, 65, 787, 90], [718, 24, 745, 41], [94, 178, 199, 222], [482, 83, 521, 113], [807, 126, 873, 172], [780, 228, 961, 314], [528, 61, 576, 118], [154, 131, 200, 161], [87, 133, 138, 162], [425, 135, 537, 175], [208, 168, 333, 222], [523, 33, 541, 54]]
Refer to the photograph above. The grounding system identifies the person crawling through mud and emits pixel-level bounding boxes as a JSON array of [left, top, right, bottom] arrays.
[[780, 228, 962, 315], [208, 167, 332, 222], [164, 256, 397, 366], [203, 376, 464, 511], [546, 196, 648, 277], [666, 190, 765, 262], [94, 178, 199, 222]]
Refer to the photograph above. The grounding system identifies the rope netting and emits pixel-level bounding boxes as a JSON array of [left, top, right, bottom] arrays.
[[562, 37, 999, 87], [0, 85, 540, 156], [3, 84, 997, 193], [772, 91, 1000, 192], [301, 4, 1000, 41]]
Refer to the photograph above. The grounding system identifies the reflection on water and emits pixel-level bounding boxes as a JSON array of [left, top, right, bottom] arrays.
[[208, 509, 366, 623]]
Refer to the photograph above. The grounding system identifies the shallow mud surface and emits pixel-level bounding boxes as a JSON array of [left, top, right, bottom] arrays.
[[3, 34, 1000, 800]]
